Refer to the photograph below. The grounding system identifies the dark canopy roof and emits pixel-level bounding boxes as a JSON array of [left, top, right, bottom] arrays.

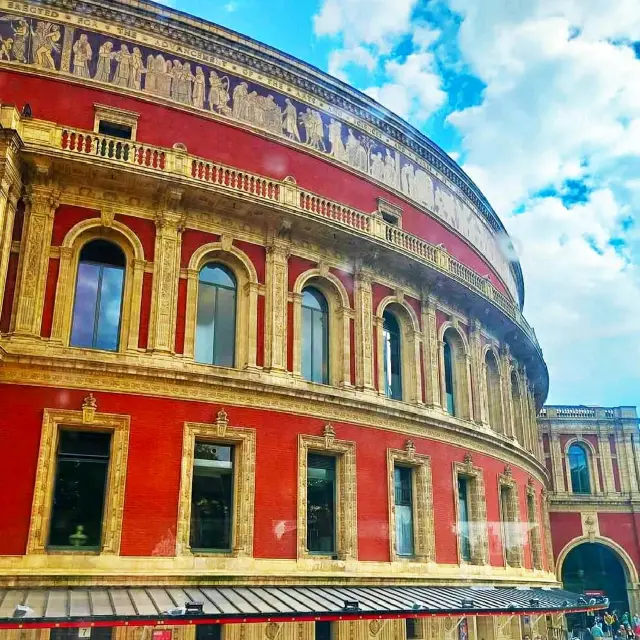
[[0, 585, 607, 629]]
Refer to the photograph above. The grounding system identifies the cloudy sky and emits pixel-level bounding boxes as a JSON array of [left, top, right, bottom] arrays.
[[160, 0, 640, 408]]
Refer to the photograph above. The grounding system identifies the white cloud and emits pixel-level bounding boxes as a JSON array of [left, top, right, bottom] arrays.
[[443, 0, 640, 405], [365, 52, 446, 121], [328, 46, 377, 80]]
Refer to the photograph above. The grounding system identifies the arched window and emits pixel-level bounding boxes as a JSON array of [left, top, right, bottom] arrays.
[[568, 444, 591, 494], [70, 239, 125, 351], [195, 263, 237, 367], [485, 350, 503, 432], [383, 310, 402, 400], [511, 372, 525, 445], [301, 287, 329, 384], [443, 337, 455, 414]]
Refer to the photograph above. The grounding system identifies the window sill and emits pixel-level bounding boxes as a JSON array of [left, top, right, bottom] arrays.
[[45, 547, 101, 555]]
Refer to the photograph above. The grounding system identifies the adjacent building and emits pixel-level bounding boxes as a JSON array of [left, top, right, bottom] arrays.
[[0, 1, 604, 638]]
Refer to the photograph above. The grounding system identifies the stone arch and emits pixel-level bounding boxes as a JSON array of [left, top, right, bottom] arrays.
[[184, 240, 259, 369], [564, 437, 600, 494], [482, 345, 504, 435], [50, 217, 145, 352], [439, 322, 472, 420], [375, 294, 422, 404], [292, 269, 352, 387]]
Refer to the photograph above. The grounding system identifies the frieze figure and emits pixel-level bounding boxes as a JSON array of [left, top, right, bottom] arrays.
[[31, 21, 60, 70], [299, 107, 325, 151], [282, 98, 300, 141], [0, 16, 28, 62], [370, 151, 384, 181], [383, 149, 398, 186], [192, 66, 206, 109], [232, 81, 249, 120], [128, 47, 146, 90], [170, 60, 182, 100], [346, 128, 367, 171], [95, 41, 114, 83], [263, 95, 282, 134], [72, 34, 92, 78], [0, 36, 12, 61], [208, 70, 230, 114], [401, 162, 415, 198], [327, 118, 346, 161], [112, 44, 133, 88], [176, 62, 195, 104]]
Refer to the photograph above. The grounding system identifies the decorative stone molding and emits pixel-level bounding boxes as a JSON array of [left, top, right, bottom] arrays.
[[176, 410, 256, 556], [354, 268, 375, 391], [526, 483, 543, 570], [264, 236, 290, 372], [297, 426, 357, 561], [387, 442, 435, 562], [498, 468, 524, 568], [27, 405, 130, 555]]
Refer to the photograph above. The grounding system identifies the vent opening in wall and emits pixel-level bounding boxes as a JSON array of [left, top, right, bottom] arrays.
[[98, 120, 133, 140]]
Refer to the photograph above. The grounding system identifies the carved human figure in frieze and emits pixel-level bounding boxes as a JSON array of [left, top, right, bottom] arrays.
[[72, 33, 92, 78], [370, 151, 384, 181], [176, 62, 194, 104], [170, 60, 182, 100], [299, 107, 325, 150], [112, 44, 132, 87], [208, 70, 230, 114], [192, 66, 206, 109], [282, 98, 300, 141], [346, 128, 367, 171], [413, 168, 435, 209], [128, 47, 145, 90], [0, 36, 12, 61], [401, 162, 415, 197], [31, 21, 60, 69], [95, 41, 114, 82], [245, 90, 262, 125], [0, 16, 28, 62], [156, 56, 172, 98], [383, 149, 398, 186], [328, 118, 346, 161], [232, 81, 249, 120]]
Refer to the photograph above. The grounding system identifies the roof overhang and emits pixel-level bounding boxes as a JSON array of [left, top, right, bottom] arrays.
[[0, 586, 608, 629]]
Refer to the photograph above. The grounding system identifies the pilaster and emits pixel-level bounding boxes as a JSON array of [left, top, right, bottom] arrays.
[[597, 431, 615, 494], [468, 320, 485, 423], [541, 489, 555, 572], [0, 130, 22, 316], [500, 347, 514, 439], [354, 267, 375, 391], [550, 433, 565, 493], [420, 294, 441, 408], [615, 430, 632, 494], [148, 188, 185, 354], [12, 166, 59, 337], [624, 432, 640, 495], [264, 234, 290, 372]]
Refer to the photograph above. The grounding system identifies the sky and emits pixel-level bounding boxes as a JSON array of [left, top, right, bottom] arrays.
[[158, 0, 640, 409]]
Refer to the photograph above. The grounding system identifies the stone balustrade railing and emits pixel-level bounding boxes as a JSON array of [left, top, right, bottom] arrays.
[[540, 406, 636, 420], [11, 112, 541, 354]]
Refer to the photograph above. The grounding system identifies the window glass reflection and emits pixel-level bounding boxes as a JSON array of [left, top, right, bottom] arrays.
[[444, 338, 455, 415], [307, 453, 336, 554], [70, 240, 125, 351], [302, 287, 329, 384], [458, 476, 472, 562], [568, 444, 591, 494], [195, 264, 237, 367], [394, 465, 414, 556], [383, 311, 402, 399]]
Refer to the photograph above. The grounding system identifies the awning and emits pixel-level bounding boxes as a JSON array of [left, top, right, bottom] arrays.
[[0, 585, 607, 629]]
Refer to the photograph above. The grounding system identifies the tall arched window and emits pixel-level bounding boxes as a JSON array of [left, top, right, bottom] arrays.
[[383, 310, 402, 400], [195, 263, 237, 367], [511, 373, 525, 445], [568, 444, 591, 494], [301, 287, 329, 384], [70, 239, 125, 351], [443, 337, 455, 415], [485, 350, 503, 432]]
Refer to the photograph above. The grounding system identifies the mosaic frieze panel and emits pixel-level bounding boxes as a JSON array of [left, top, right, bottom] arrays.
[[0, 5, 517, 299]]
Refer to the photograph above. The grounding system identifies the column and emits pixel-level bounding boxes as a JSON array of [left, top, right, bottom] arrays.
[[264, 236, 289, 372], [598, 431, 616, 494], [500, 348, 515, 438], [0, 131, 22, 315], [354, 268, 375, 391], [541, 489, 555, 572], [550, 433, 565, 493], [624, 432, 640, 494], [468, 320, 485, 423], [420, 294, 441, 408], [12, 170, 59, 337], [148, 188, 185, 354], [615, 430, 632, 494]]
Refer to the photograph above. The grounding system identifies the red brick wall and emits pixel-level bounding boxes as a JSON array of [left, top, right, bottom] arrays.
[[0, 384, 545, 564], [550, 512, 582, 557]]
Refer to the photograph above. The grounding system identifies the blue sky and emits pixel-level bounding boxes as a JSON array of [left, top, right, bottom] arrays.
[[161, 0, 640, 409]]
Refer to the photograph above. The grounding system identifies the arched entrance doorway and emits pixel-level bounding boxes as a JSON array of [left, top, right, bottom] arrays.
[[562, 542, 630, 628]]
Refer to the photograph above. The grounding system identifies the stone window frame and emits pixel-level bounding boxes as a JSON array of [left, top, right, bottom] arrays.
[[184, 239, 259, 370], [27, 398, 130, 555], [387, 440, 435, 562], [176, 409, 256, 557], [497, 467, 524, 568], [482, 344, 505, 435], [404, 617, 425, 640], [453, 455, 489, 566], [564, 437, 600, 495], [526, 480, 544, 570], [93, 103, 140, 141], [439, 322, 472, 420], [291, 268, 353, 388], [297, 425, 357, 561], [375, 293, 423, 404], [49, 218, 145, 353]]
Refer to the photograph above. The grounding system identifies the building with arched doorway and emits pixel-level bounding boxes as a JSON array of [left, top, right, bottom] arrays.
[[540, 405, 640, 618]]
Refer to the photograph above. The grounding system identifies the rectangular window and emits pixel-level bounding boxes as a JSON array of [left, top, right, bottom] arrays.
[[98, 119, 133, 139], [406, 618, 420, 639], [48, 430, 111, 549], [500, 486, 512, 563], [190, 442, 234, 551], [51, 628, 113, 639], [196, 625, 223, 640], [394, 465, 415, 556], [457, 476, 472, 562], [307, 454, 336, 554], [315, 621, 333, 640]]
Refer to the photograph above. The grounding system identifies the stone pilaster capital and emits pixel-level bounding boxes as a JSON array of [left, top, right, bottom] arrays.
[[24, 183, 60, 217]]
